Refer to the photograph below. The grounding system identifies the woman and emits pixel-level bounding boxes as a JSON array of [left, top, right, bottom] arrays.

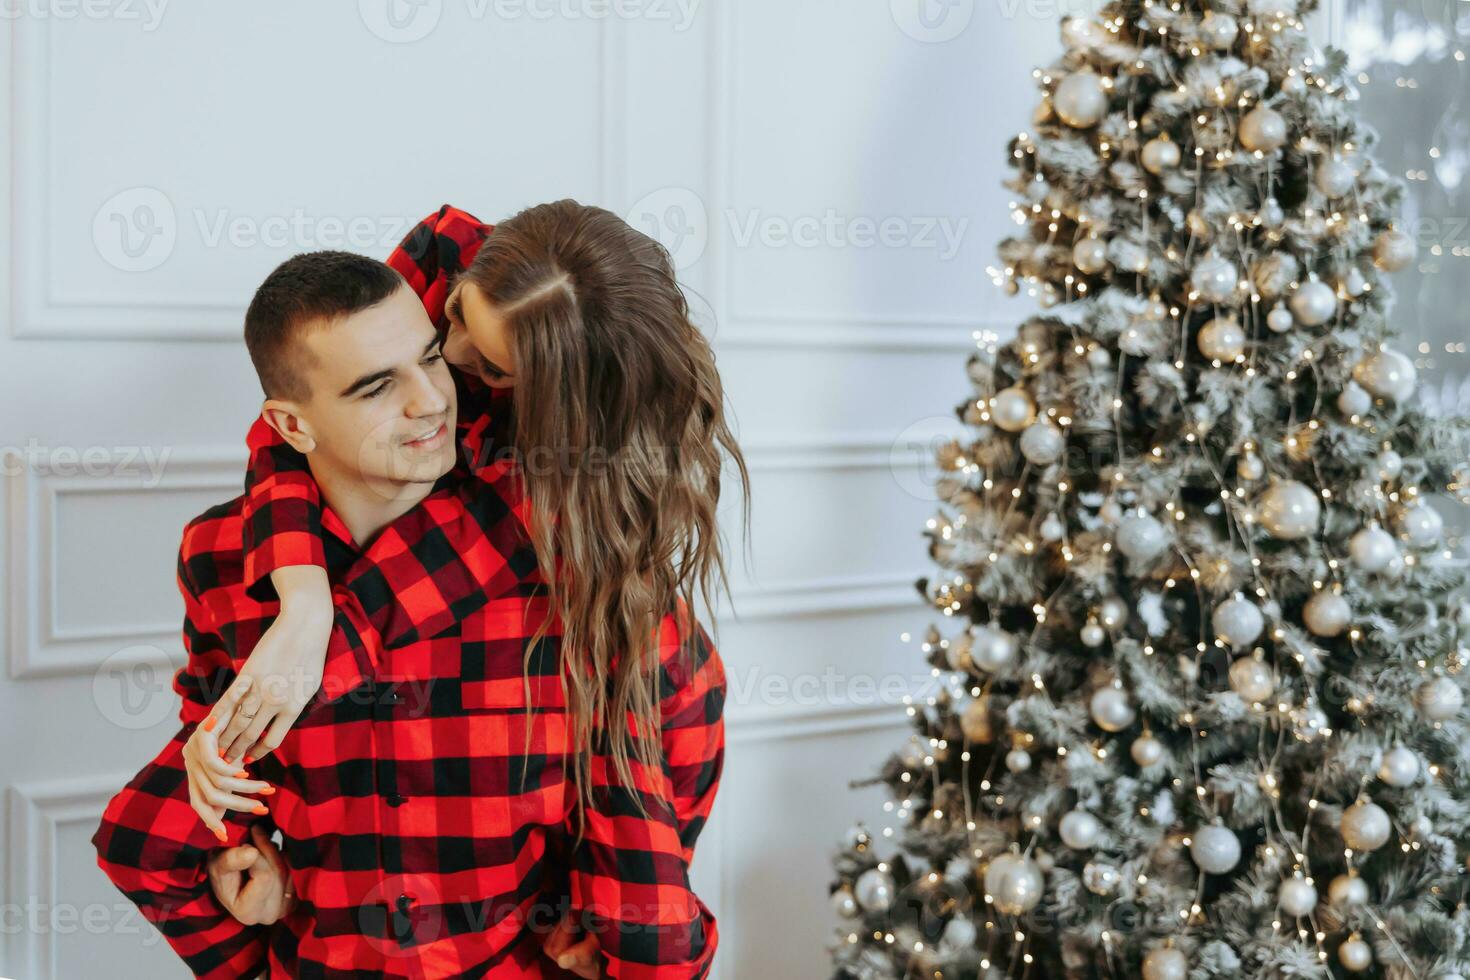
[[185, 200, 749, 975]]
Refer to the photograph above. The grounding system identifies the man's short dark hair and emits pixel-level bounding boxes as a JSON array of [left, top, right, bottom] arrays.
[[244, 251, 405, 400]]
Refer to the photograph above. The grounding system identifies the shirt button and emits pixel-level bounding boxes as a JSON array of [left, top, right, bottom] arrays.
[[386, 793, 408, 807]]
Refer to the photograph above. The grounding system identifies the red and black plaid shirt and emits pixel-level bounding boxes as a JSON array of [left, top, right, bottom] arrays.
[[93, 206, 725, 979]]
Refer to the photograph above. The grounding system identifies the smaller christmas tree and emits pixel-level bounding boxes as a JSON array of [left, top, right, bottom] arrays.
[[829, 1, 1470, 978]]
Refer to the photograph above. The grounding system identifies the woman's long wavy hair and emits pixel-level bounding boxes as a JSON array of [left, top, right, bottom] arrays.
[[460, 199, 750, 843]]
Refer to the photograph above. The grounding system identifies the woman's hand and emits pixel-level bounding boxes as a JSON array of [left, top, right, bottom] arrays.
[[209, 566, 334, 765], [208, 824, 295, 926], [543, 912, 603, 978], [183, 711, 275, 841]]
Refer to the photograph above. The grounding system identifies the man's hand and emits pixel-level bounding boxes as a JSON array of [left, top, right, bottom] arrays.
[[210, 567, 334, 764], [208, 824, 295, 926], [543, 912, 603, 978]]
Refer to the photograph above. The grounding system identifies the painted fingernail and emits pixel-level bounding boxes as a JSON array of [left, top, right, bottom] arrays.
[[259, 786, 276, 795], [214, 828, 228, 843], [243, 756, 254, 764], [252, 804, 269, 815], [202, 716, 217, 731], [219, 749, 229, 759], [235, 771, 249, 778]]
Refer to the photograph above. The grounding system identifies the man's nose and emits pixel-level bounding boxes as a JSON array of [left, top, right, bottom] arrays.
[[405, 366, 449, 418]]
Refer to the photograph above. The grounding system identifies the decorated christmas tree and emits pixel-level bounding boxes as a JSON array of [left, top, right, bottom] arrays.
[[829, 2, 1470, 978]]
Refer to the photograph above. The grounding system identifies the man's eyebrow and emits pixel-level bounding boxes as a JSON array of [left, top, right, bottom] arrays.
[[339, 338, 444, 398]]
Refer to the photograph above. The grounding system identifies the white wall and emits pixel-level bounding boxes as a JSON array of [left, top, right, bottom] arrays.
[[0, 1, 1065, 976]]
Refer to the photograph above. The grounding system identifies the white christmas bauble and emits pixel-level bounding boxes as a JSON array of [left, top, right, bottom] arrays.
[[1376, 448, 1404, 480], [1086, 345, 1112, 369], [1142, 946, 1188, 980], [1191, 252, 1239, 303], [1237, 451, 1265, 482], [1337, 381, 1373, 416], [854, 868, 894, 911], [972, 625, 1018, 672], [1278, 875, 1318, 916], [1073, 236, 1109, 274], [1054, 71, 1108, 128], [1081, 621, 1107, 648], [1199, 10, 1239, 48], [1214, 595, 1266, 648], [1240, 105, 1287, 152], [1328, 873, 1369, 908], [1040, 512, 1065, 541], [1131, 734, 1165, 766], [1116, 512, 1169, 561], [1190, 823, 1242, 874], [1303, 590, 1351, 637], [1082, 860, 1120, 895], [991, 386, 1036, 432], [984, 853, 1044, 914], [1339, 936, 1372, 972], [1020, 421, 1066, 466], [1005, 748, 1033, 773], [1349, 523, 1399, 573], [941, 914, 977, 949], [1316, 158, 1357, 197], [831, 886, 860, 918], [1353, 348, 1418, 401], [1398, 503, 1444, 549], [1373, 228, 1417, 272], [1379, 745, 1420, 787], [1340, 800, 1391, 852], [1198, 316, 1246, 362], [1417, 677, 1463, 721], [1060, 810, 1102, 849], [1266, 303, 1294, 333], [1290, 279, 1338, 326], [1342, 266, 1368, 298], [1256, 480, 1321, 539], [1099, 596, 1129, 628], [1141, 136, 1181, 175], [1090, 686, 1136, 732], [1229, 655, 1276, 702]]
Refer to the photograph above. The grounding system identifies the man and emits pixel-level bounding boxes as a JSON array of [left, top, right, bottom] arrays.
[[93, 242, 721, 978]]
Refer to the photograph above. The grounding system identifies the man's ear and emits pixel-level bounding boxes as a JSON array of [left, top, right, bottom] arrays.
[[261, 399, 318, 454]]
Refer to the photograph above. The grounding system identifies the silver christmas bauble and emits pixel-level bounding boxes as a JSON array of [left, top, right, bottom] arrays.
[[1060, 810, 1102, 850], [984, 853, 1044, 914], [854, 868, 894, 911], [1005, 748, 1033, 773], [1214, 595, 1266, 648], [1099, 596, 1129, 628], [1303, 590, 1351, 637], [1353, 348, 1418, 401], [1199, 10, 1239, 48], [1240, 105, 1287, 152], [1081, 621, 1107, 648], [973, 625, 1018, 672], [1256, 480, 1320, 539], [1054, 71, 1108, 128], [1020, 421, 1066, 466], [1131, 734, 1165, 766], [1266, 303, 1294, 333], [1073, 236, 1109, 274], [1417, 677, 1463, 722], [1090, 685, 1136, 732], [1290, 279, 1338, 326], [1142, 946, 1188, 980], [1349, 523, 1399, 573], [1328, 873, 1369, 908], [1229, 655, 1276, 702], [1372, 228, 1416, 272], [1141, 136, 1181, 174], [831, 886, 860, 918], [1116, 512, 1169, 561], [1339, 936, 1372, 972], [1191, 252, 1239, 303], [1316, 157, 1357, 197], [1082, 860, 1120, 895], [1040, 512, 1065, 542], [991, 386, 1036, 432], [1278, 875, 1318, 916], [1340, 800, 1391, 852], [1337, 381, 1373, 416], [1379, 745, 1420, 787], [1398, 503, 1444, 549], [1198, 316, 1246, 362], [1376, 448, 1404, 480], [1190, 823, 1241, 874], [941, 914, 978, 949]]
